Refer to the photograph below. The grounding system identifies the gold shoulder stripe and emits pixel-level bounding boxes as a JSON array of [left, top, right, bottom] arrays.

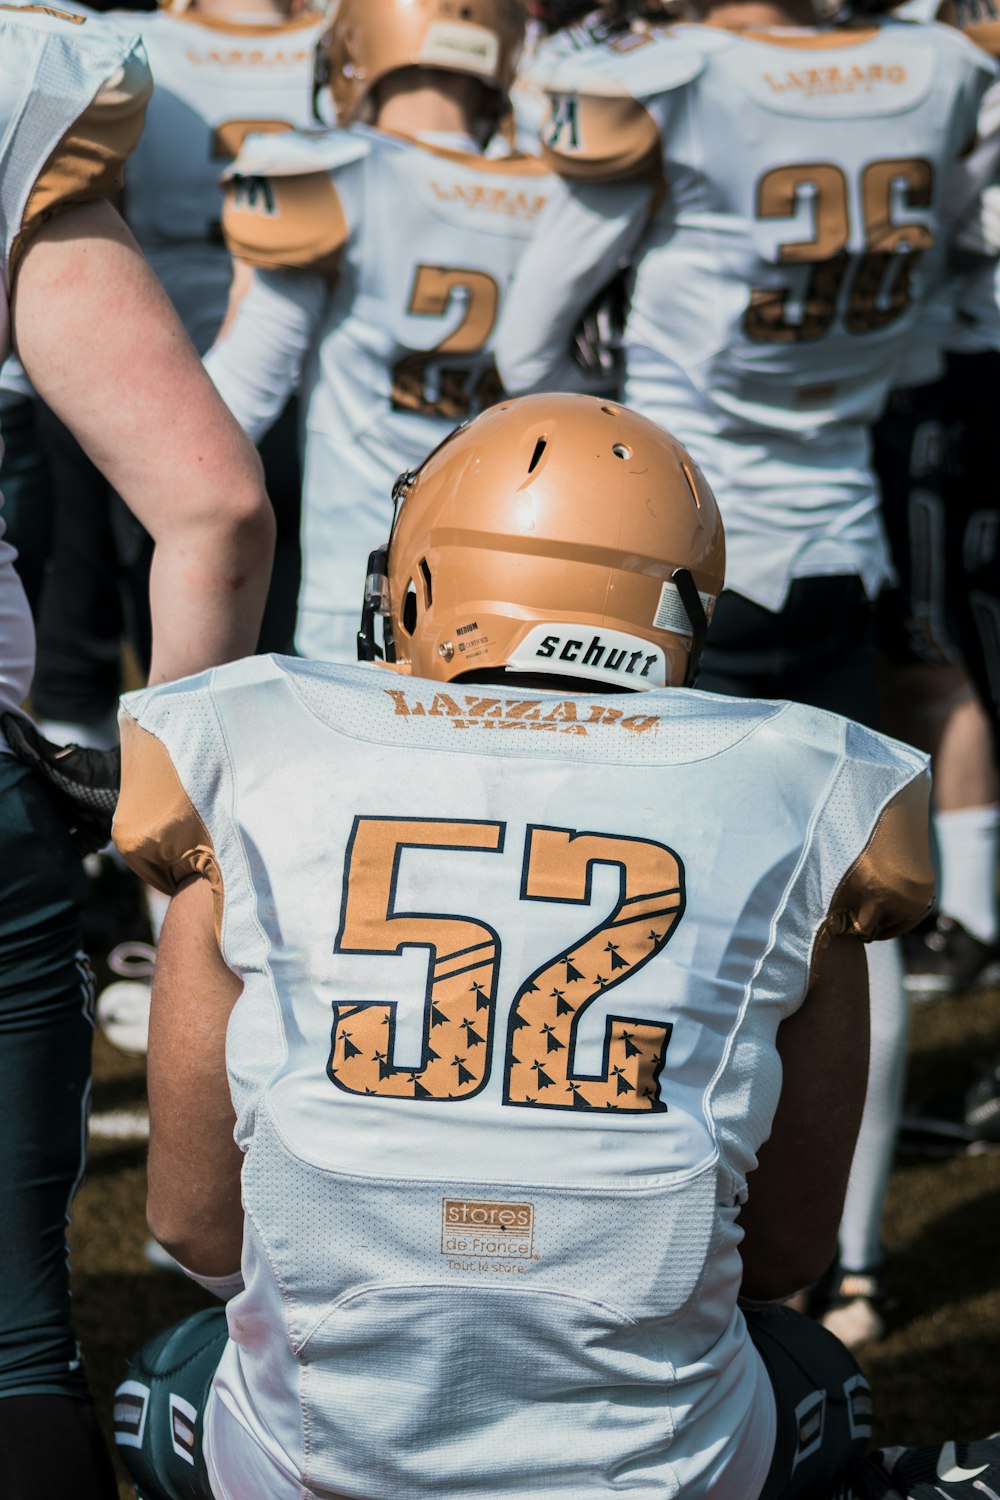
[[959, 17, 1000, 55], [172, 9, 321, 35], [382, 131, 550, 177], [823, 775, 933, 945], [0, 4, 86, 20], [541, 90, 662, 185], [739, 25, 880, 48], [222, 168, 347, 279], [114, 718, 225, 940], [10, 49, 151, 282]]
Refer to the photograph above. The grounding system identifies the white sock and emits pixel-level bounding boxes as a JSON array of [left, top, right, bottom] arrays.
[[933, 804, 1000, 943], [838, 939, 908, 1273]]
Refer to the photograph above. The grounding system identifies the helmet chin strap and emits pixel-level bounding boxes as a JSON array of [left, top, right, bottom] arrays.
[[671, 567, 709, 688]]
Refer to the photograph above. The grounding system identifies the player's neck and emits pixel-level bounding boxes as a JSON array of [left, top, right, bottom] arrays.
[[700, 0, 821, 29], [374, 78, 485, 143], [187, 0, 291, 23]]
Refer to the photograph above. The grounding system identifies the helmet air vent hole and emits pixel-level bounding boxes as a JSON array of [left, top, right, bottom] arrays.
[[612, 443, 632, 461], [401, 581, 418, 636], [527, 437, 547, 474], [601, 405, 620, 416], [418, 557, 433, 607]]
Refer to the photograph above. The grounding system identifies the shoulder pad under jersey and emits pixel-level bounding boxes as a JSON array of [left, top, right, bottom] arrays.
[[539, 29, 704, 183], [9, 35, 150, 282], [823, 721, 933, 944], [226, 124, 371, 181], [115, 695, 223, 935], [221, 126, 365, 277]]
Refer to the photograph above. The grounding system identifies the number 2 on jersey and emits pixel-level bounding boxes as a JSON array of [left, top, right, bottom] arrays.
[[391, 264, 504, 420], [328, 818, 685, 1113], [745, 156, 933, 342]]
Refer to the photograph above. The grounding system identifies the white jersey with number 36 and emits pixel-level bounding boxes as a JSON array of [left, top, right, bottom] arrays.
[[499, 19, 996, 610]]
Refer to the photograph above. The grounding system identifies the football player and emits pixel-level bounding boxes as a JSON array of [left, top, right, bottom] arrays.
[[110, 393, 938, 1500], [0, 8, 274, 1496], [204, 0, 548, 663], [869, 0, 1000, 996], [494, 0, 999, 1346]]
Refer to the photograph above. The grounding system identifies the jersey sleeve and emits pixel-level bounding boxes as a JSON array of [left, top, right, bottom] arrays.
[[221, 166, 348, 279], [114, 711, 224, 935], [9, 41, 151, 282], [824, 770, 934, 943]]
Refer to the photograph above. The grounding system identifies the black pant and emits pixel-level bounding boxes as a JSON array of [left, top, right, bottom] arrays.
[[697, 575, 877, 728]]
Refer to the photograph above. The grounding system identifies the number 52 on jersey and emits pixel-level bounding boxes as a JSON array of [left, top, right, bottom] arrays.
[[328, 817, 686, 1115]]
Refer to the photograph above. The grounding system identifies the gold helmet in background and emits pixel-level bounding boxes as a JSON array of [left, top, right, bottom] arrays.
[[359, 394, 725, 691], [316, 0, 524, 126]]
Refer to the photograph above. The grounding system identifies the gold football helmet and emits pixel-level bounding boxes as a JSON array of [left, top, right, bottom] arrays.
[[358, 394, 725, 691], [316, 0, 524, 126]]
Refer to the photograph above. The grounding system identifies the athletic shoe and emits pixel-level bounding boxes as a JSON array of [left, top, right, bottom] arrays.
[[903, 913, 1000, 997], [821, 1268, 890, 1347], [96, 941, 156, 1055], [881, 1436, 1000, 1498], [840, 1437, 1000, 1500], [899, 1053, 1000, 1157]]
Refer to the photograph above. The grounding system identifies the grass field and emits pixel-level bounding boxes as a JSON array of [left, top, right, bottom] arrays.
[[70, 970, 1000, 1499]]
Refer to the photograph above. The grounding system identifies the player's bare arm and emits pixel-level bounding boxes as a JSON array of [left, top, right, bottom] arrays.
[[738, 933, 869, 1302], [12, 199, 275, 683], [145, 874, 244, 1278]]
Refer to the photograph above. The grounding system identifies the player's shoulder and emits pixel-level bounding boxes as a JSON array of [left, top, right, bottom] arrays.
[[230, 123, 371, 180], [887, 9, 1000, 70], [538, 23, 709, 183], [540, 21, 708, 99], [222, 125, 366, 276], [2, 10, 150, 280]]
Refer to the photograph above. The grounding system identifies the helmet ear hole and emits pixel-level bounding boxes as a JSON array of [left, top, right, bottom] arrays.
[[401, 580, 418, 636]]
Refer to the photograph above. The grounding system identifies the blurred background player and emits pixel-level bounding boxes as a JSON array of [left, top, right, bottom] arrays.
[[871, 0, 1000, 999], [0, 8, 274, 1495], [42, 0, 328, 1054], [205, 0, 543, 662], [30, 0, 326, 762], [494, 0, 998, 1346], [110, 394, 934, 1500]]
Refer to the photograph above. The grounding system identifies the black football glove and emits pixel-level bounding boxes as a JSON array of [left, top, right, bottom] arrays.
[[1, 712, 121, 856]]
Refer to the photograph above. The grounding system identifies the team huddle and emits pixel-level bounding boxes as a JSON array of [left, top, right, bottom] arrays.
[[0, 0, 998, 1497]]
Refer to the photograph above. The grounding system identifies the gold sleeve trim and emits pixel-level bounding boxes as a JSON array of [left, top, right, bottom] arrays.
[[958, 17, 1000, 55], [9, 49, 151, 283], [222, 169, 347, 279], [114, 718, 225, 941], [541, 91, 662, 185], [823, 774, 934, 945], [383, 131, 550, 177], [738, 25, 880, 49]]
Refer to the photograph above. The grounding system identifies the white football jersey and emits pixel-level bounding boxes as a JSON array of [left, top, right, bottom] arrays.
[[497, 19, 996, 609], [115, 656, 931, 1500], [207, 127, 552, 661], [112, 7, 324, 352], [0, 5, 148, 744]]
